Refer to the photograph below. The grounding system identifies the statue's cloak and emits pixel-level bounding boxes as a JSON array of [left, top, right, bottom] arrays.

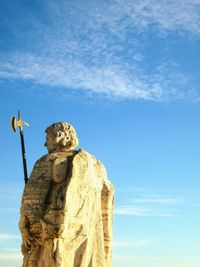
[[19, 149, 114, 267]]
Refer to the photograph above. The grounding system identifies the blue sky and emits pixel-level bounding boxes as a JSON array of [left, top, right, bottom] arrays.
[[0, 0, 200, 266]]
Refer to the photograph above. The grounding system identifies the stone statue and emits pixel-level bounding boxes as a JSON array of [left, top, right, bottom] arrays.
[[19, 122, 114, 267]]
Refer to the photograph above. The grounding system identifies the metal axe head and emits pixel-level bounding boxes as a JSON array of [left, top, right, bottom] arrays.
[[11, 111, 29, 133]]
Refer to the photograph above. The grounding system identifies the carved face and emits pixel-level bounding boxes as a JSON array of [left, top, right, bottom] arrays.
[[45, 122, 79, 153]]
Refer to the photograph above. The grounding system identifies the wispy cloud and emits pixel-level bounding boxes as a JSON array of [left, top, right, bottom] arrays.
[[134, 197, 181, 205], [113, 238, 155, 248], [0, 252, 21, 260], [0, 55, 184, 101], [0, 186, 22, 201], [114, 187, 189, 217], [114, 0, 200, 34], [0, 248, 21, 260], [0, 183, 22, 214], [0, 234, 20, 241], [0, 0, 199, 101], [2, 248, 20, 252], [115, 205, 175, 217]]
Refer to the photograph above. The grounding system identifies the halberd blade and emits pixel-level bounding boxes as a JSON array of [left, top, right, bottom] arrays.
[[11, 116, 17, 132]]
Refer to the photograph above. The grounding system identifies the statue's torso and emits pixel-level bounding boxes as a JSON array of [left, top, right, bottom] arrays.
[[19, 149, 114, 267]]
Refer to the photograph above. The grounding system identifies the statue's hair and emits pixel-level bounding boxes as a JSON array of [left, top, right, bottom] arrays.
[[45, 122, 79, 150]]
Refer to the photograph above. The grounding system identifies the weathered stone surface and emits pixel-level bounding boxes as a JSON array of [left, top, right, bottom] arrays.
[[19, 122, 114, 267]]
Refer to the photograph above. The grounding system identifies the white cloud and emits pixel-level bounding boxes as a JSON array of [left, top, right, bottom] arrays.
[[115, 205, 175, 217], [115, 187, 186, 217], [0, 0, 199, 101], [0, 252, 21, 260], [134, 197, 181, 204], [114, 0, 200, 34], [2, 248, 20, 252], [115, 206, 150, 216], [0, 53, 194, 101], [0, 248, 22, 260], [0, 234, 20, 241], [112, 255, 200, 267], [113, 238, 155, 248]]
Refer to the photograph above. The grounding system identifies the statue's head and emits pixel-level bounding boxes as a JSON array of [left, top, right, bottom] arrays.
[[45, 122, 79, 153]]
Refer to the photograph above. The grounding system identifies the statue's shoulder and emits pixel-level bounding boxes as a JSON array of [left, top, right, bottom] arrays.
[[74, 148, 100, 162], [33, 154, 51, 166], [33, 151, 71, 165], [75, 148, 91, 157], [75, 149, 107, 176], [75, 149, 114, 190]]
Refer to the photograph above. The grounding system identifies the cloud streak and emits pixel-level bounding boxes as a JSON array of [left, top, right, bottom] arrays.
[[134, 197, 181, 205], [1, 55, 179, 101], [113, 238, 155, 248], [115, 187, 187, 217], [0, 234, 20, 241], [115, 205, 175, 217], [0, 0, 199, 101], [0, 252, 21, 260], [0, 248, 21, 260]]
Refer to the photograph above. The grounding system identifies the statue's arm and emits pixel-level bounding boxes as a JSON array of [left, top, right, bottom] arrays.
[[19, 214, 36, 254]]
